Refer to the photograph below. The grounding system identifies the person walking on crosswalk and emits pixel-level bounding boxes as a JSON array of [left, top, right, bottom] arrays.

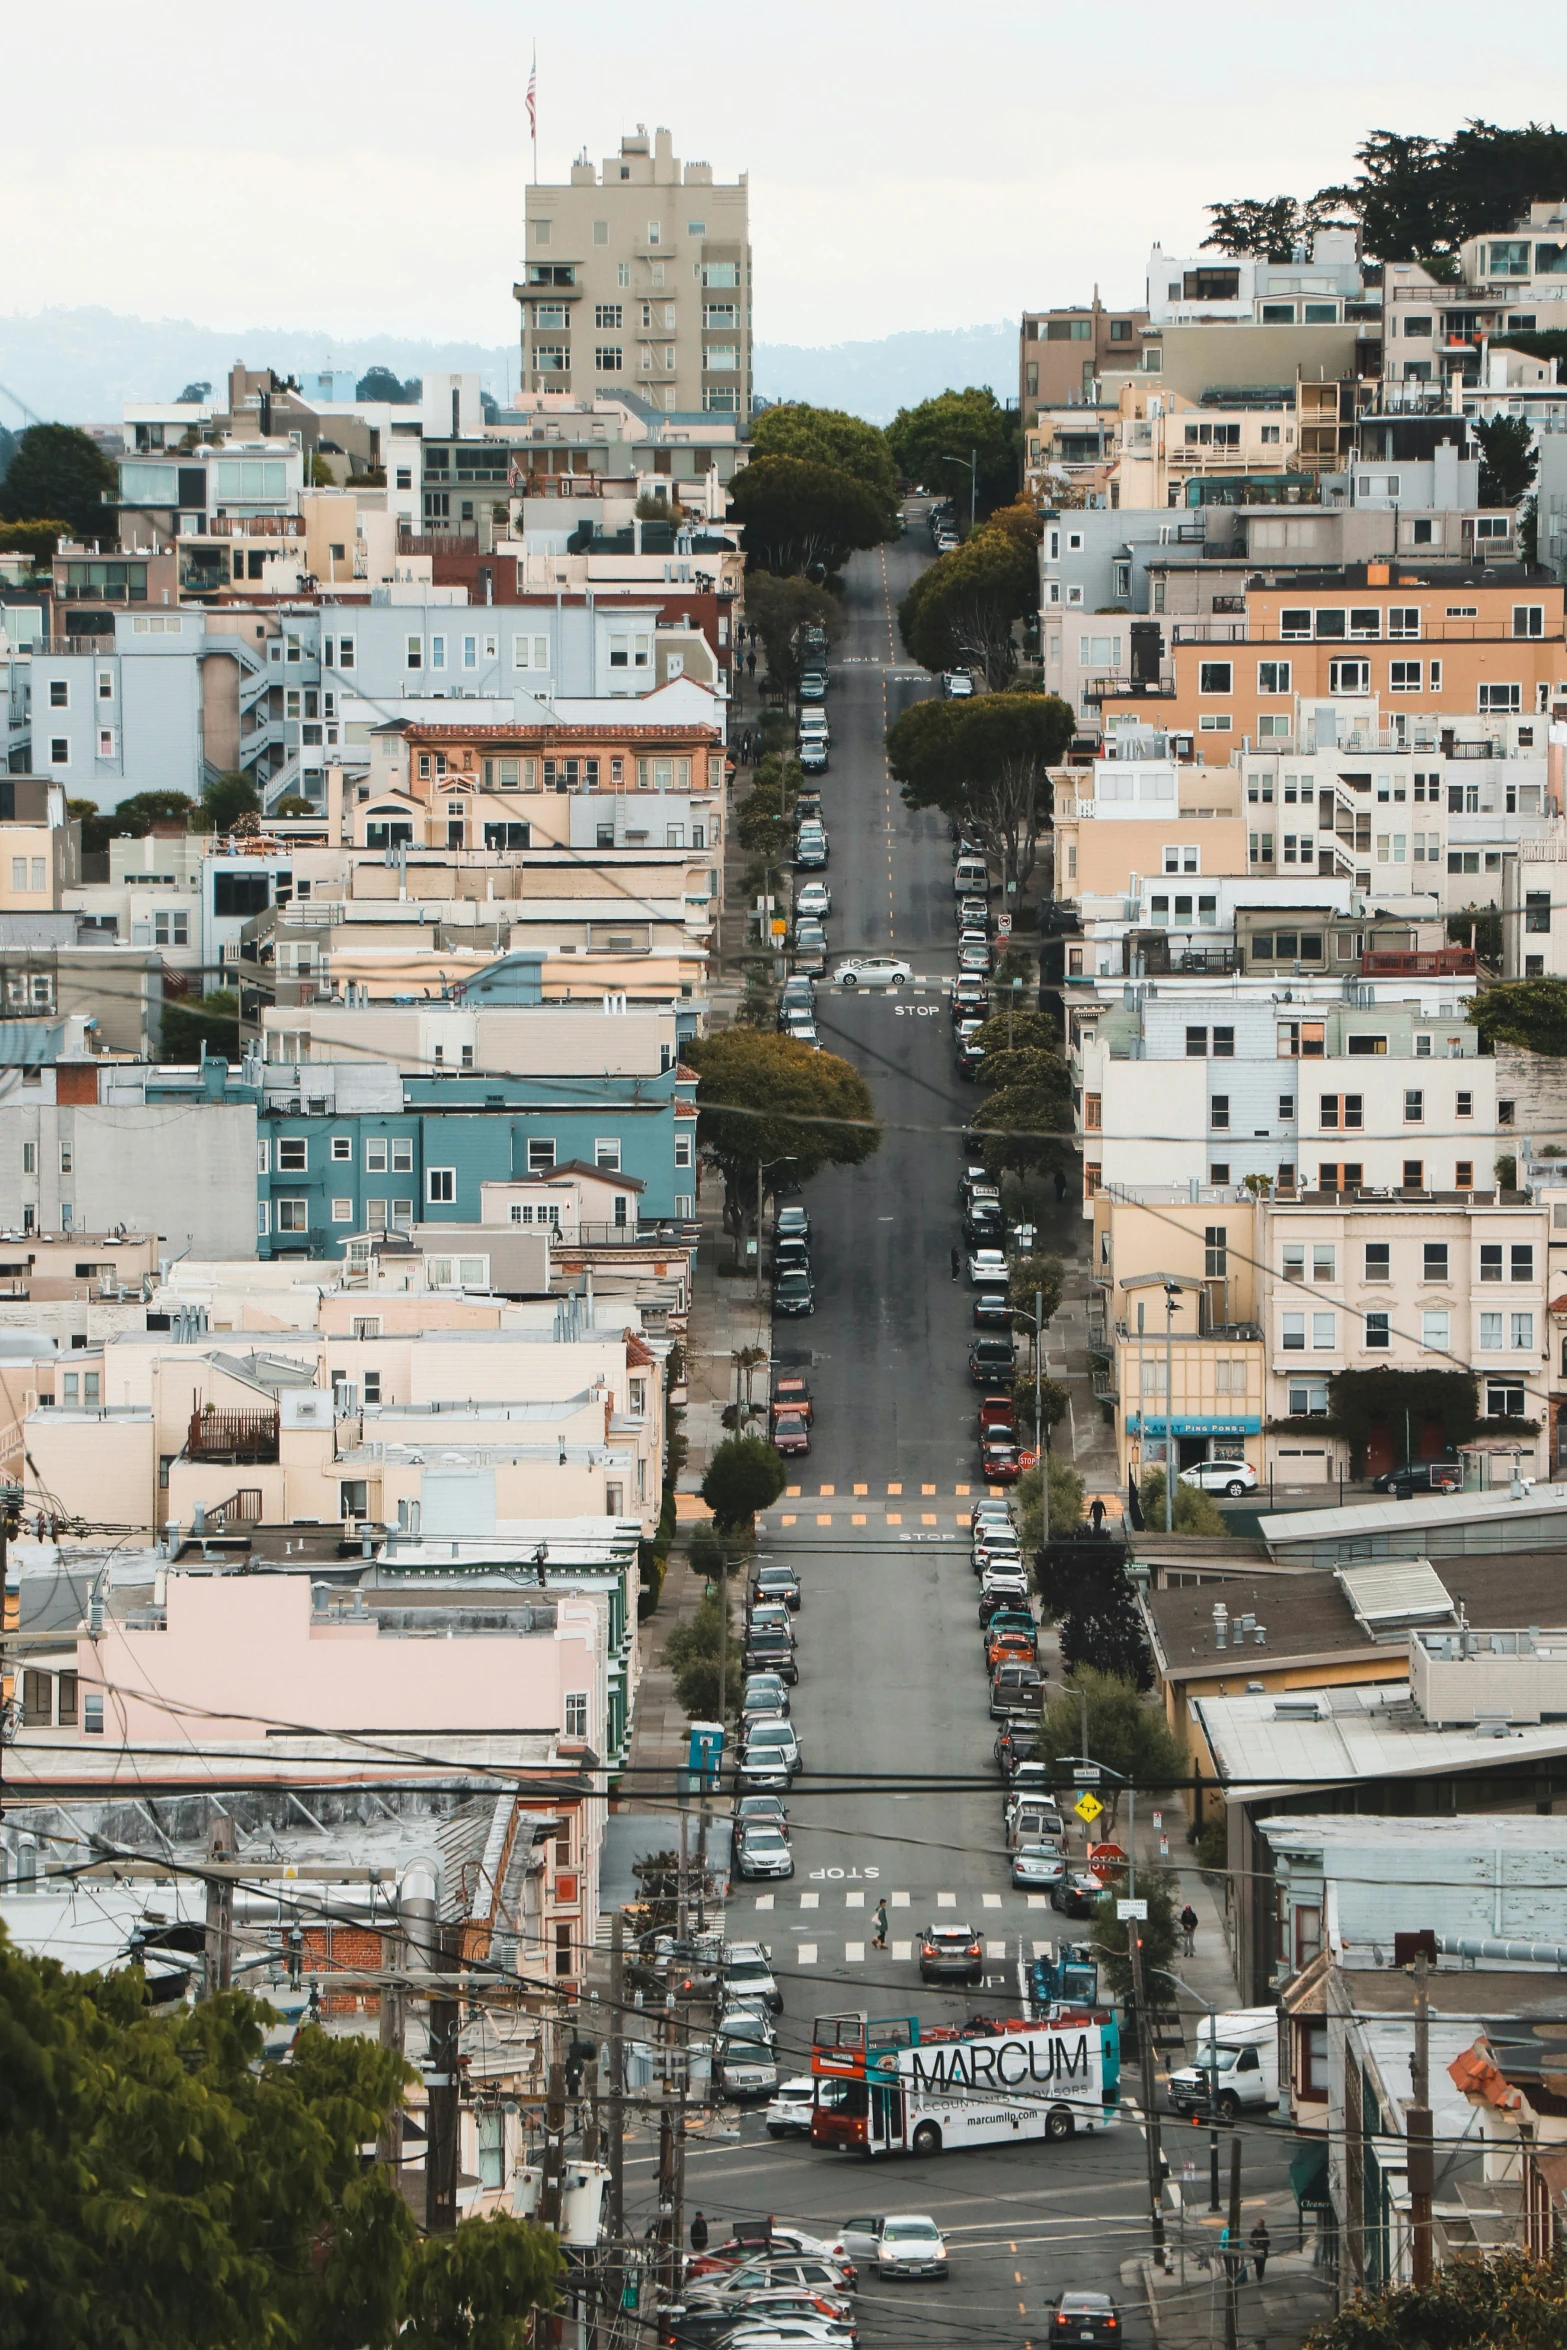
[[873, 1898, 889, 1950]]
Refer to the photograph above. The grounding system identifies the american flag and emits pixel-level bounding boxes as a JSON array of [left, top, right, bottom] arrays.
[[526, 48, 537, 141]]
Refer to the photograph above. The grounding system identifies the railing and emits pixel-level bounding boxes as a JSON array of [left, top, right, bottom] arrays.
[[207, 1488, 264, 1526], [202, 516, 304, 539], [553, 1220, 700, 1249], [1360, 948, 1477, 976], [185, 1406, 280, 1464]]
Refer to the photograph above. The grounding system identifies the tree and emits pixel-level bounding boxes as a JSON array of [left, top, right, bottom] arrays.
[[1058, 1578, 1153, 1688], [0, 424, 118, 539], [1316, 120, 1567, 266], [1093, 1868, 1178, 2008], [886, 692, 1074, 893], [728, 456, 887, 576], [0, 1927, 563, 2350], [973, 1055, 1075, 1188], [1008, 1251, 1064, 1330], [1303, 2244, 1567, 2350], [176, 380, 212, 403], [161, 990, 240, 1065], [971, 1009, 1057, 1059], [735, 785, 789, 865], [1016, 1457, 1085, 1549], [108, 790, 197, 837], [1468, 976, 1567, 1057], [686, 1028, 881, 1239], [0, 516, 70, 565], [0, 423, 15, 485], [200, 770, 261, 833], [749, 405, 900, 531], [1032, 1666, 1186, 1830], [743, 571, 845, 685], [885, 387, 1018, 518], [356, 365, 420, 403], [699, 1435, 786, 1531], [1138, 1467, 1226, 1536], [1202, 194, 1349, 260], [664, 1585, 744, 1721], [1474, 412, 1540, 508], [899, 524, 1039, 688]]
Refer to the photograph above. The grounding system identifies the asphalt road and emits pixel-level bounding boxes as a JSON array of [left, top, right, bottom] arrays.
[[629, 518, 1303, 2346]]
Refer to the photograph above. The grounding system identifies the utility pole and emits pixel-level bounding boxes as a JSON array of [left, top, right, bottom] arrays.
[[1208, 2008, 1222, 2213], [425, 1925, 462, 2235], [606, 1913, 626, 2324], [539, 2014, 568, 2233], [1224, 2136, 1242, 2350], [754, 1159, 765, 1304], [1163, 1281, 1177, 1533], [1035, 1287, 1047, 1551], [378, 1908, 406, 2174], [1128, 1920, 1167, 2267], [202, 1814, 236, 1997], [1409, 1948, 1434, 2287]]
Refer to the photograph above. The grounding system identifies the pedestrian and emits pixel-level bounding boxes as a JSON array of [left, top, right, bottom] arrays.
[[1053, 1167, 1068, 1204], [1089, 1497, 1107, 1536], [747, 650, 757, 678], [873, 1898, 889, 1950], [951, 1244, 961, 1282], [1179, 1902, 1198, 1957], [690, 2211, 709, 2253], [1248, 2220, 1270, 2282]]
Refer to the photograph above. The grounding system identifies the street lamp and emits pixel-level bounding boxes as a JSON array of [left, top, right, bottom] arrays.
[[1003, 1290, 1049, 1544], [754, 1155, 796, 1304], [1154, 1966, 1223, 2213], [941, 448, 979, 535]]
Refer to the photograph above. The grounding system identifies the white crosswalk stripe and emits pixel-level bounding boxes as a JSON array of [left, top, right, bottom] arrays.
[[798, 1943, 818, 1965], [754, 1895, 773, 1911], [846, 1940, 865, 1963], [891, 1939, 912, 1961], [846, 1891, 864, 1908], [982, 1893, 1002, 1909], [986, 1939, 1007, 1959], [936, 1892, 957, 1908], [801, 1892, 819, 1909], [890, 1891, 910, 1908]]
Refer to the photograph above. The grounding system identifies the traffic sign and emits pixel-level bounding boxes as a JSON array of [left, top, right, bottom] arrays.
[[1073, 1790, 1104, 1825], [1116, 1898, 1148, 1921], [1018, 1449, 1038, 1470], [770, 919, 787, 937], [1088, 1841, 1129, 1877], [1072, 1765, 1101, 1783], [997, 913, 1013, 936]]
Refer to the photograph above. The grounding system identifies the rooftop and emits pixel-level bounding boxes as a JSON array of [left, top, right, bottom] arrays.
[[1194, 1677, 1567, 1797]]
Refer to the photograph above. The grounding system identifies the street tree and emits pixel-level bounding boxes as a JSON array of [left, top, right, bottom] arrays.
[[1058, 1578, 1154, 1689], [743, 571, 846, 683], [664, 1585, 745, 1720], [971, 1009, 1058, 1059], [0, 1928, 562, 2350], [1010, 1372, 1069, 1435], [749, 404, 899, 531], [1137, 1468, 1226, 1536], [1032, 1665, 1186, 1829], [699, 1434, 786, 1531], [899, 524, 1039, 687], [886, 692, 1074, 893], [886, 386, 1018, 517], [110, 789, 199, 835], [1474, 413, 1539, 507], [686, 1028, 880, 1240], [1303, 2243, 1567, 2350], [1016, 1457, 1085, 1548], [1008, 1251, 1065, 1332], [1202, 193, 1350, 259], [728, 456, 887, 577], [1093, 1868, 1178, 2007], [0, 424, 118, 538], [972, 1054, 1075, 1187], [735, 783, 790, 864]]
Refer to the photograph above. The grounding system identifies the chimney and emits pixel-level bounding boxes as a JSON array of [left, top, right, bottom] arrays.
[[1213, 1602, 1229, 1651]]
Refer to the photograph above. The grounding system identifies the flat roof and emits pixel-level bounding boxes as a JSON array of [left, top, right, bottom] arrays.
[[1258, 1484, 1567, 1551], [1195, 1677, 1567, 1798]]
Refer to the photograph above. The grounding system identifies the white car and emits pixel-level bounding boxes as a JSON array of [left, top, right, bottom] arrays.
[[795, 882, 832, 919], [765, 2077, 817, 2138], [1180, 1458, 1259, 1497], [943, 670, 975, 698], [832, 956, 911, 989], [968, 1247, 1009, 1285], [877, 2216, 949, 2278]]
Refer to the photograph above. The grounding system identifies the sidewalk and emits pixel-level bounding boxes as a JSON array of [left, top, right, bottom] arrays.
[[1129, 2185, 1336, 2349], [622, 1197, 771, 1812]]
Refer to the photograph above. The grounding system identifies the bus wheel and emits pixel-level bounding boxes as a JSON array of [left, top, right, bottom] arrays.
[[1045, 2106, 1074, 2141], [911, 2121, 942, 2155]]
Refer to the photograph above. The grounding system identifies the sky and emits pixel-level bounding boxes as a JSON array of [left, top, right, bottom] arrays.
[[6, 0, 1566, 353]]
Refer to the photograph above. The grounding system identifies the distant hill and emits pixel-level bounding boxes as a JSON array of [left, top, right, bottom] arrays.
[[0, 306, 1016, 430]]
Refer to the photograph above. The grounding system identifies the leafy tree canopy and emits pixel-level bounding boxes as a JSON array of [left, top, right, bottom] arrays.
[[1202, 194, 1351, 259], [176, 379, 212, 403], [0, 515, 70, 565], [699, 1435, 787, 1531], [1016, 1456, 1086, 1548], [974, 1059, 1074, 1187], [162, 990, 241, 1066], [885, 386, 1018, 517], [1474, 413, 1539, 507], [110, 789, 198, 836], [1138, 1467, 1226, 1536], [1323, 120, 1567, 264], [356, 365, 422, 403], [1304, 2243, 1567, 2350], [1032, 1666, 1186, 1820], [899, 509, 1041, 688], [664, 1585, 744, 1719], [1468, 976, 1567, 1057], [686, 1029, 880, 1230], [749, 405, 899, 529], [200, 770, 262, 832], [0, 422, 16, 485], [743, 571, 845, 684], [728, 456, 887, 577], [1008, 1250, 1065, 1328], [0, 1928, 561, 2350], [0, 424, 118, 538], [971, 1009, 1058, 1060], [886, 691, 1073, 893]]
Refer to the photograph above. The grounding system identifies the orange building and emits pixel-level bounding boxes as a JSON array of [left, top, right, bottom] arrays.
[[1102, 565, 1566, 758]]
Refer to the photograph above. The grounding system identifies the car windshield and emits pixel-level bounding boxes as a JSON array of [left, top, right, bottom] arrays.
[[749, 1726, 793, 1748], [883, 2221, 938, 2240], [720, 2015, 769, 2043]]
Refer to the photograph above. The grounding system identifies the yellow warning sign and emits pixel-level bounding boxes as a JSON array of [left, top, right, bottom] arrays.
[[1074, 1790, 1104, 1825]]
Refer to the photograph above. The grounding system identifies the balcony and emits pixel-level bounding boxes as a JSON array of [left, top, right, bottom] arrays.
[[553, 1219, 699, 1249], [1359, 947, 1477, 976], [185, 1405, 280, 1465]]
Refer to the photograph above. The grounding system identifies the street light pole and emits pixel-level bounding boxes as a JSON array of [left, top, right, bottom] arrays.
[[1163, 1280, 1178, 1533], [1155, 1968, 1222, 2213]]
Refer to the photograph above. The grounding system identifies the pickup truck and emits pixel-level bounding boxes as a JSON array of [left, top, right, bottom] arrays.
[[979, 1395, 1019, 1436]]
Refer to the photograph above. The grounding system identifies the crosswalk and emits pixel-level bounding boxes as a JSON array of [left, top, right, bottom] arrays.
[[750, 1885, 1067, 1970]]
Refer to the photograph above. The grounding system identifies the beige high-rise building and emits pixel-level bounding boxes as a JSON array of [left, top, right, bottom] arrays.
[[519, 127, 751, 420]]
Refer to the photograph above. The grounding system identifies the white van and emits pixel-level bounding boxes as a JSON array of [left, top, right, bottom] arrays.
[[1167, 2008, 1280, 2119], [954, 856, 990, 896]]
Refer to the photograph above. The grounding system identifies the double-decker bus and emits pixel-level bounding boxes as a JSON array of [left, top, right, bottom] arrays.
[[809, 2008, 1121, 2156]]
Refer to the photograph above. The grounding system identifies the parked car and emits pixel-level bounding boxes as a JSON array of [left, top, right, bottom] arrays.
[[753, 1560, 803, 1608], [793, 884, 831, 922], [956, 1040, 987, 1081], [1052, 1871, 1105, 1919], [980, 1440, 1022, 1485], [1049, 2293, 1122, 2346], [918, 1923, 984, 1984], [1179, 1458, 1259, 1497], [1371, 1459, 1463, 1498], [742, 1671, 791, 1718], [744, 1630, 799, 1683], [1011, 1842, 1067, 1891], [798, 671, 828, 703], [765, 2077, 817, 2139], [774, 1268, 815, 1317], [959, 943, 992, 976], [723, 1942, 783, 2012], [951, 977, 989, 1020], [968, 1247, 1009, 1285], [733, 1792, 790, 1835], [794, 832, 829, 872], [990, 1661, 1045, 1718], [798, 740, 828, 774], [943, 670, 975, 699], [969, 1337, 1018, 1385], [973, 1290, 1012, 1329], [772, 1410, 812, 1458], [739, 1723, 802, 1787], [831, 955, 911, 989], [736, 1825, 796, 1881]]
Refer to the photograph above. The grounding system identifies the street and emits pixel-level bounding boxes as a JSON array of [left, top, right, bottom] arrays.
[[625, 525, 1298, 2345]]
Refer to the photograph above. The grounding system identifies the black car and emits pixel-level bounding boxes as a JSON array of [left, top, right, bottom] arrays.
[[956, 1041, 987, 1081], [963, 1208, 1003, 1247], [1372, 1459, 1463, 1498], [744, 1630, 799, 1682], [974, 1291, 1012, 1329], [773, 1238, 811, 1278], [969, 1338, 1018, 1385], [773, 1268, 815, 1317], [752, 1563, 802, 1611], [1052, 1872, 1104, 1919], [1051, 2292, 1121, 2347]]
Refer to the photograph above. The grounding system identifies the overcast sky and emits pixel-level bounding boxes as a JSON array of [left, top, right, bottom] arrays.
[[7, 0, 1564, 351]]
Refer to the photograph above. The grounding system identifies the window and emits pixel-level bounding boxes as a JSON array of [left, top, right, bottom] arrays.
[[1209, 1163, 1230, 1185], [1205, 1225, 1228, 1278], [1512, 1310, 1535, 1350], [1198, 661, 1232, 694], [1314, 610, 1346, 640], [1258, 661, 1291, 694], [1200, 714, 1233, 734], [1456, 1161, 1474, 1190], [1279, 1021, 1325, 1058], [1280, 609, 1311, 639], [1479, 1311, 1503, 1350], [1513, 605, 1545, 641], [1389, 661, 1422, 692], [1279, 1094, 1296, 1119], [1185, 1026, 1208, 1056], [1312, 1311, 1336, 1350], [1349, 608, 1382, 641], [594, 1136, 622, 1171], [1479, 683, 1522, 712], [1212, 1026, 1234, 1058], [1424, 1241, 1448, 1281], [276, 1198, 309, 1234], [1403, 1160, 1425, 1189], [392, 1139, 413, 1174], [564, 1690, 589, 1739], [1329, 659, 1371, 694], [1422, 1309, 1450, 1352], [49, 738, 68, 766], [1365, 1311, 1390, 1350], [1481, 1242, 1505, 1284], [674, 1133, 694, 1168], [1282, 1241, 1305, 1282], [427, 1168, 455, 1204], [1209, 1094, 1230, 1130], [1513, 1243, 1535, 1282], [277, 1137, 307, 1172], [596, 345, 624, 373], [1405, 1089, 1424, 1124], [528, 1137, 556, 1174], [1488, 1380, 1527, 1418], [1313, 1244, 1337, 1281], [1282, 1313, 1305, 1351], [1289, 1378, 1330, 1415], [331, 1197, 353, 1223], [1389, 607, 1420, 640], [1319, 1094, 1363, 1129]]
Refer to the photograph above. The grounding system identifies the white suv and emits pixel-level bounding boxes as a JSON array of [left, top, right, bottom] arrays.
[[832, 955, 911, 988], [1180, 1458, 1259, 1496]]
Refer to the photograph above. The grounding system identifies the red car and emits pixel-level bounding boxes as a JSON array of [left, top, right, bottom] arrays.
[[979, 1394, 1019, 1436], [981, 1438, 1022, 1486], [772, 1410, 811, 1457], [770, 1375, 813, 1425]]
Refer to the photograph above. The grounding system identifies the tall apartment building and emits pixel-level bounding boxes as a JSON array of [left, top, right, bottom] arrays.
[[1019, 300, 1152, 422], [520, 127, 751, 419]]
